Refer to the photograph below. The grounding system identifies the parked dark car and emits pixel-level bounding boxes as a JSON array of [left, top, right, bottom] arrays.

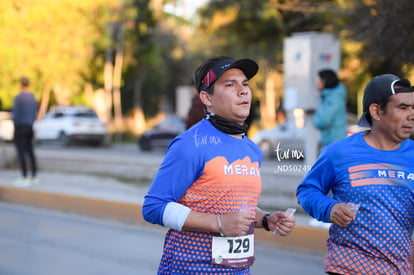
[[138, 115, 185, 151]]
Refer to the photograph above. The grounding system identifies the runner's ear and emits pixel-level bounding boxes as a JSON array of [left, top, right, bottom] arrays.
[[199, 91, 212, 107], [368, 103, 381, 121]]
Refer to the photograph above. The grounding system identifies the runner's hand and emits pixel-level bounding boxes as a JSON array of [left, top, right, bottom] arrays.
[[219, 211, 252, 237], [329, 203, 356, 227], [268, 212, 295, 236]]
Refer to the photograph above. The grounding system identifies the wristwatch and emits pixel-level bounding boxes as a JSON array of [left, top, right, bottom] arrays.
[[262, 213, 271, 231]]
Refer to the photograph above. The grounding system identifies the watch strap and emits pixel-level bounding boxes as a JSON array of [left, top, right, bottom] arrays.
[[262, 213, 271, 231]]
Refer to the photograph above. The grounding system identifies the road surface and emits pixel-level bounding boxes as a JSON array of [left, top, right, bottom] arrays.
[[0, 201, 326, 275]]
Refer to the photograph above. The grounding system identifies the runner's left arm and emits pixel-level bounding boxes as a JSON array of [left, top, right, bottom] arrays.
[[142, 136, 202, 229]]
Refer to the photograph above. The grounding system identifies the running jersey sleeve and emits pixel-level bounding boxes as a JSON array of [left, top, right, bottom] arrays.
[[142, 134, 204, 226], [296, 148, 338, 222]]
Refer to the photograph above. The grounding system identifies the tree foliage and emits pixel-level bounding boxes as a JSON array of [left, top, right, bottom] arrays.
[[0, 0, 119, 110], [193, 0, 414, 117], [344, 0, 414, 76], [1, 0, 413, 132], [121, 0, 194, 118], [196, 1, 285, 65]]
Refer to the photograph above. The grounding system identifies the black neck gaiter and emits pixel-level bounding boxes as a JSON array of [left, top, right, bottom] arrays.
[[205, 113, 248, 136]]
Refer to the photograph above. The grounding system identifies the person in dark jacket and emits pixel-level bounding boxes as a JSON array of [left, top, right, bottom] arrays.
[[313, 69, 347, 148], [12, 76, 38, 186]]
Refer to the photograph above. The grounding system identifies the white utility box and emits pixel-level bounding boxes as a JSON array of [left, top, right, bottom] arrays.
[[283, 32, 341, 111], [283, 32, 341, 165], [175, 85, 194, 120]]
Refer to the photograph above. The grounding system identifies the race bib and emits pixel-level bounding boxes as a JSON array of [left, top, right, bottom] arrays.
[[211, 223, 255, 268]]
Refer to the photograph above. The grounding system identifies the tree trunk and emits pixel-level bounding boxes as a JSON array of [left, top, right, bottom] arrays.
[[259, 70, 283, 128], [132, 71, 148, 135], [103, 23, 114, 125], [112, 20, 125, 142], [37, 81, 51, 120]]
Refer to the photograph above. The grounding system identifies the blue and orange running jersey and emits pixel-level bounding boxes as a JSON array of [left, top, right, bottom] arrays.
[[143, 119, 262, 274], [297, 132, 414, 274]]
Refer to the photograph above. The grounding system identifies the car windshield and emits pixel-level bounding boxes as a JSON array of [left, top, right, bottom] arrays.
[[157, 116, 185, 132]]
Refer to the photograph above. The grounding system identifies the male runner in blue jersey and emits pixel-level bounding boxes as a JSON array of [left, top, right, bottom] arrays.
[[143, 56, 295, 274], [297, 74, 414, 274]]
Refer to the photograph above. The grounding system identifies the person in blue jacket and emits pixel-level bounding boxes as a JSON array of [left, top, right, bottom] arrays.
[[313, 69, 347, 148], [297, 74, 414, 274]]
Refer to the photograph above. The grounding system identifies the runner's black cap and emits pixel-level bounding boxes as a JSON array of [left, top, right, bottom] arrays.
[[358, 74, 414, 127], [195, 57, 258, 93]]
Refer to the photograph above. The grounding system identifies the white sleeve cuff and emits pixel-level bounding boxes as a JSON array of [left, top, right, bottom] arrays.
[[163, 202, 191, 231]]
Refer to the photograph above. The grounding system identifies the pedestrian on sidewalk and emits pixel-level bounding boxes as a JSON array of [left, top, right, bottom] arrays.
[[143, 56, 295, 274], [313, 69, 347, 150], [297, 74, 414, 274], [12, 76, 38, 186]]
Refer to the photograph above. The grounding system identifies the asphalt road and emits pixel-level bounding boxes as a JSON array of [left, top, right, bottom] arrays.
[[0, 201, 326, 275], [0, 201, 165, 275]]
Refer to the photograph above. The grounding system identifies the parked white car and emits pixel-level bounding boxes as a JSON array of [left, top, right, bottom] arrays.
[[34, 106, 109, 146], [0, 111, 14, 142]]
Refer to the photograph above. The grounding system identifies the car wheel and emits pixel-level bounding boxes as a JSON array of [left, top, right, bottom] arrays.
[[58, 132, 70, 147], [259, 140, 273, 159]]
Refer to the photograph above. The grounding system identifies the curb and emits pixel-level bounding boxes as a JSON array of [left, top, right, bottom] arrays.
[[0, 185, 142, 223], [0, 185, 328, 254]]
